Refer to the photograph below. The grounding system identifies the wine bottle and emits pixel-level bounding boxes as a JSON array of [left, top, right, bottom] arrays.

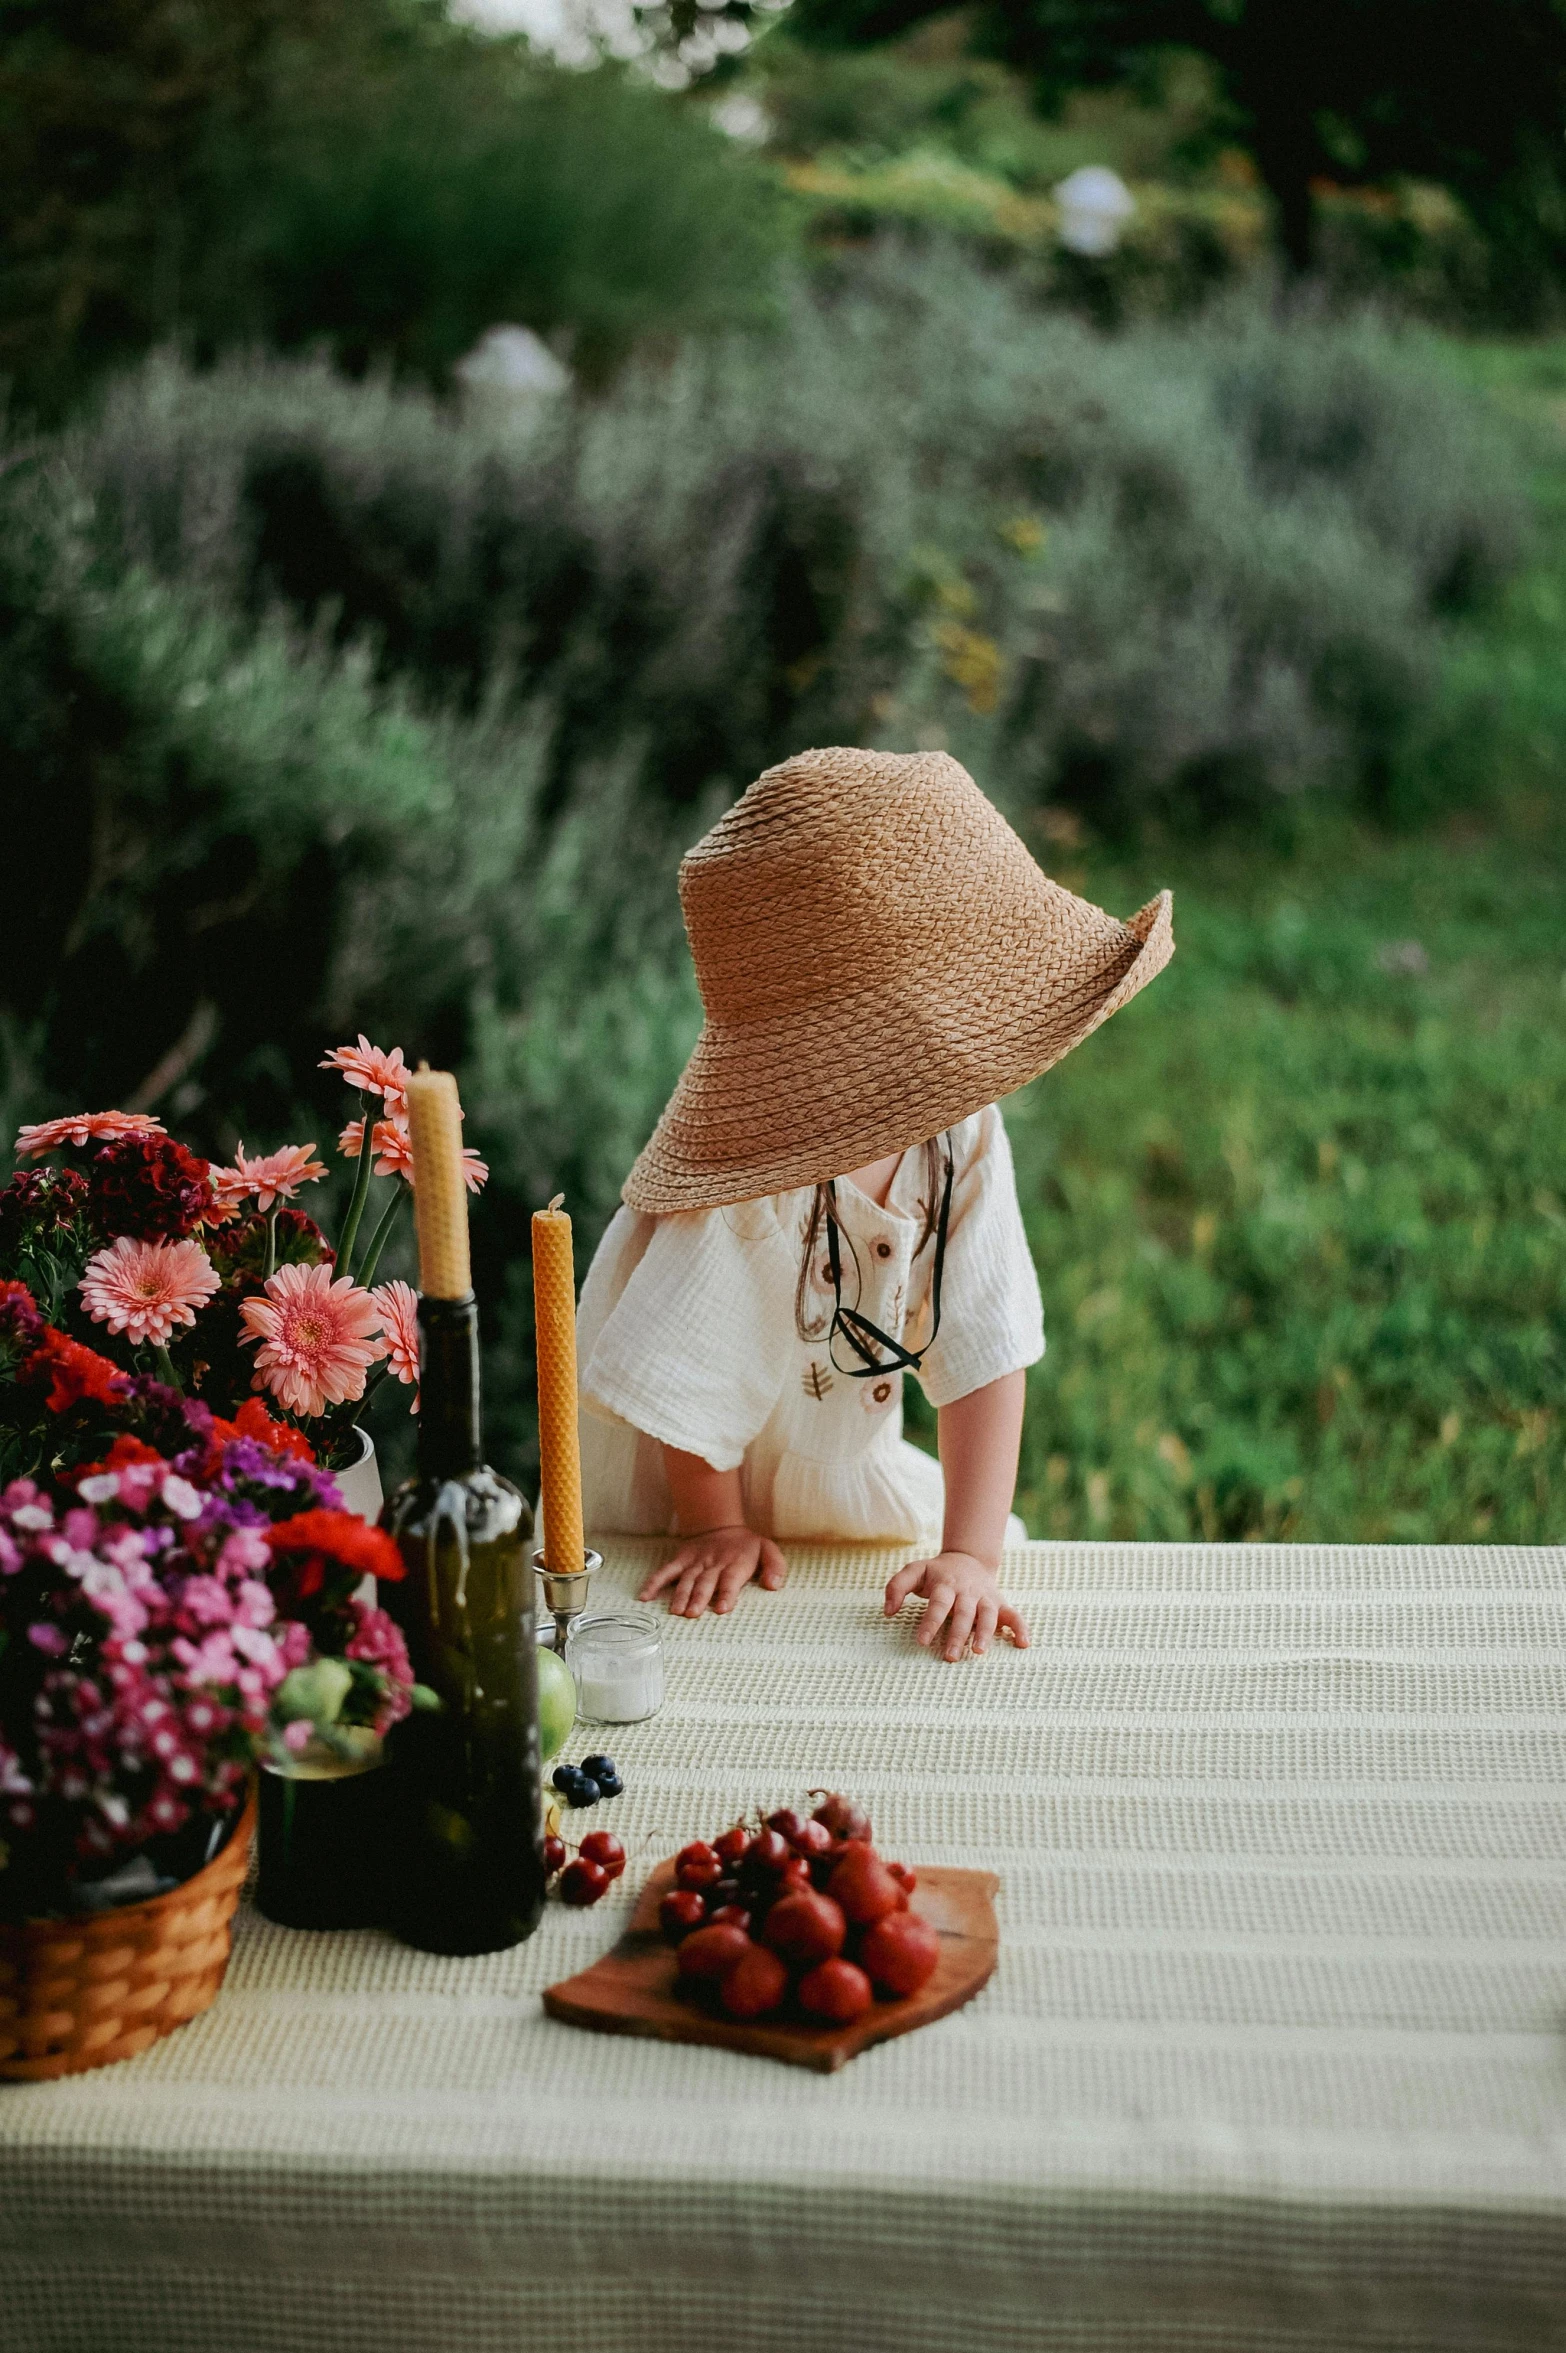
[[380, 1071, 545, 1956]]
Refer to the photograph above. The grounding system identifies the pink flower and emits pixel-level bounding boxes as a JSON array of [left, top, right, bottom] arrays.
[[15, 1111, 165, 1159], [208, 1142, 327, 1214], [321, 1036, 409, 1116], [79, 1235, 220, 1347], [239, 1261, 386, 1418], [371, 1280, 419, 1406], [339, 1115, 413, 1181], [338, 1115, 487, 1191]]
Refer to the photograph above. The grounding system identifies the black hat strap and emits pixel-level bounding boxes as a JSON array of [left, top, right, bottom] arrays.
[[825, 1140, 955, 1379]]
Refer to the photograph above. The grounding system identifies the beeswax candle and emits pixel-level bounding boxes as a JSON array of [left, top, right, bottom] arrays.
[[532, 1193, 585, 1576], [405, 1066, 472, 1299]]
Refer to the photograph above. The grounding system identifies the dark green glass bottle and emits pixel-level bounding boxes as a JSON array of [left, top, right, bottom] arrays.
[[380, 1294, 546, 1955]]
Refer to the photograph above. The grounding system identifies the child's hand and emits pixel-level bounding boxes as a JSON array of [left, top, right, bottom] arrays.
[[884, 1551, 1030, 1661], [639, 1526, 789, 1619]]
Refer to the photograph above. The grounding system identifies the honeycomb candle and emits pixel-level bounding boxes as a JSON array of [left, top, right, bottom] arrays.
[[530, 1194, 586, 1577]]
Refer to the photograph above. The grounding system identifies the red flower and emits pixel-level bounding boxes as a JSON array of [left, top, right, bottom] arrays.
[[265, 1508, 405, 1596], [26, 1328, 127, 1413], [87, 1133, 215, 1242], [233, 1398, 316, 1462], [0, 1279, 43, 1358], [76, 1433, 167, 1481]]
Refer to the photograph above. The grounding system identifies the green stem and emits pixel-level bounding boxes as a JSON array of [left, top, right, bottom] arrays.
[[354, 1186, 406, 1292], [336, 1093, 378, 1279], [264, 1205, 278, 1281], [153, 1345, 183, 1394]]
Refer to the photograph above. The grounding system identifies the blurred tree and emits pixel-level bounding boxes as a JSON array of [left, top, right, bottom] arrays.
[[691, 0, 1566, 299], [0, 0, 786, 417]]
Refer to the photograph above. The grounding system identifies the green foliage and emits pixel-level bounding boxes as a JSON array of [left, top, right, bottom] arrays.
[[767, 0, 1566, 301], [69, 260, 1526, 838], [999, 805, 1566, 1544], [0, 0, 788, 417]]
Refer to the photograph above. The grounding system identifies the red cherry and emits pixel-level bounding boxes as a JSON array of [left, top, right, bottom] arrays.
[[676, 1922, 752, 1981], [747, 1828, 790, 1874], [660, 1889, 709, 1944], [790, 1818, 835, 1863], [797, 1957, 874, 2022], [761, 1889, 847, 1967], [714, 1824, 751, 1866], [579, 1831, 625, 1880], [810, 1791, 873, 1845], [827, 1847, 902, 1927], [775, 1856, 812, 1894], [560, 1859, 609, 1907], [887, 1861, 918, 1891], [709, 1903, 753, 1931], [859, 1911, 941, 1996], [676, 1852, 723, 1891], [708, 1877, 742, 1912], [719, 1944, 789, 2019], [765, 1808, 807, 1842], [542, 1833, 567, 1876]]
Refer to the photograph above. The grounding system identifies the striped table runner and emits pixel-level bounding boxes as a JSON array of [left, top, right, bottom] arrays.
[[2, 1538, 1564, 2352]]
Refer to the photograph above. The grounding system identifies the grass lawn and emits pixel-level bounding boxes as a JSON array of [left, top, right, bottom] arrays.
[[982, 798, 1566, 1543], [914, 336, 1566, 1545]]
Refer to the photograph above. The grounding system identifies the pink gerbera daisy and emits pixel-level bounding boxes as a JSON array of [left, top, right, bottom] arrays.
[[338, 1116, 487, 1191], [16, 1111, 165, 1160], [209, 1142, 327, 1214], [79, 1235, 219, 1347], [320, 1036, 410, 1116], [239, 1262, 386, 1418], [371, 1279, 420, 1407]]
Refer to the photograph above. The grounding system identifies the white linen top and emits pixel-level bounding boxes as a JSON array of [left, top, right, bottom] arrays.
[[576, 1106, 1044, 1545]]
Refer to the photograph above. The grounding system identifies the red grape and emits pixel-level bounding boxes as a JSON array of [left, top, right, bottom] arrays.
[[677, 1922, 752, 1981], [659, 1889, 707, 1944], [719, 1944, 789, 2019], [761, 1890, 846, 1967], [797, 1957, 873, 2022], [859, 1912, 940, 1996], [827, 1846, 902, 1927]]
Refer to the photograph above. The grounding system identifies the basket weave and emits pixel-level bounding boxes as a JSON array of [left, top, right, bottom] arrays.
[[0, 1789, 255, 2083]]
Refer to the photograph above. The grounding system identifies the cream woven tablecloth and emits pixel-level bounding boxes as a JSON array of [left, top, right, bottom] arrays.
[[3, 1538, 1565, 2353]]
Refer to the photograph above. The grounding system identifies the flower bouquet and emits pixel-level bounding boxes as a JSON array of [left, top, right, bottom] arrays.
[[0, 1034, 485, 1485], [0, 1414, 420, 2073]]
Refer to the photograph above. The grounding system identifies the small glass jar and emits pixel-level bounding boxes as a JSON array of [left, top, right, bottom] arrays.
[[565, 1607, 665, 1725]]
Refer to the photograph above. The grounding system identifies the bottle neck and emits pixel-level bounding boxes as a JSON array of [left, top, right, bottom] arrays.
[[416, 1293, 483, 1479]]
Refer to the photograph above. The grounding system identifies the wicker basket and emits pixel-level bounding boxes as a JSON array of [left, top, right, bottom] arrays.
[[0, 1790, 255, 2083]]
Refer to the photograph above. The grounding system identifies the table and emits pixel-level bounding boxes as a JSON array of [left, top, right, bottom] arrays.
[[3, 1537, 1566, 2353]]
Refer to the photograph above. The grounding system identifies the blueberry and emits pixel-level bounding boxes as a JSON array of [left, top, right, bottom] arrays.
[[569, 1775, 602, 1807], [596, 1773, 623, 1799], [552, 1765, 575, 1793], [581, 1753, 616, 1779]]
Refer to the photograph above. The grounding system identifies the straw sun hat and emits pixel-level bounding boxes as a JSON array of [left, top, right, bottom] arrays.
[[622, 747, 1173, 1214]]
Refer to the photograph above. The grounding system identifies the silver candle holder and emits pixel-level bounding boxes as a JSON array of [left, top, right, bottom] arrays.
[[534, 1548, 601, 1654]]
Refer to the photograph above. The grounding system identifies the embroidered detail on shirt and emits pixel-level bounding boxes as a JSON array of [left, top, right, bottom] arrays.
[[802, 1360, 834, 1401]]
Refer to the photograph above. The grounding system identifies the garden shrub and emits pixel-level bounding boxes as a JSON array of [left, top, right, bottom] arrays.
[[74, 250, 1527, 834]]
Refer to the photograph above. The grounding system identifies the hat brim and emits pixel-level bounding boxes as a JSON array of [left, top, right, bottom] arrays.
[[623, 890, 1173, 1213]]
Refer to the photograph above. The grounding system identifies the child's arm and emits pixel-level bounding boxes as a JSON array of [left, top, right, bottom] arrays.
[[636, 1446, 789, 1618], [884, 1369, 1030, 1660]]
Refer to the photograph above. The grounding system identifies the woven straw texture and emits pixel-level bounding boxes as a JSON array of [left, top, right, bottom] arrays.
[[2, 1540, 1564, 2352], [0, 1790, 253, 2085], [623, 749, 1173, 1211]]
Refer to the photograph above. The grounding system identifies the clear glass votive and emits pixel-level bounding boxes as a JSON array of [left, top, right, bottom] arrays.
[[564, 1606, 665, 1725]]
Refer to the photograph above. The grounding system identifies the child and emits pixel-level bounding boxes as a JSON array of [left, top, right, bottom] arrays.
[[576, 747, 1172, 1660]]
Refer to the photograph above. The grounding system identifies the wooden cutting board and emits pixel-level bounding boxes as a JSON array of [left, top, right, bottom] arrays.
[[542, 1859, 1000, 2073]]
